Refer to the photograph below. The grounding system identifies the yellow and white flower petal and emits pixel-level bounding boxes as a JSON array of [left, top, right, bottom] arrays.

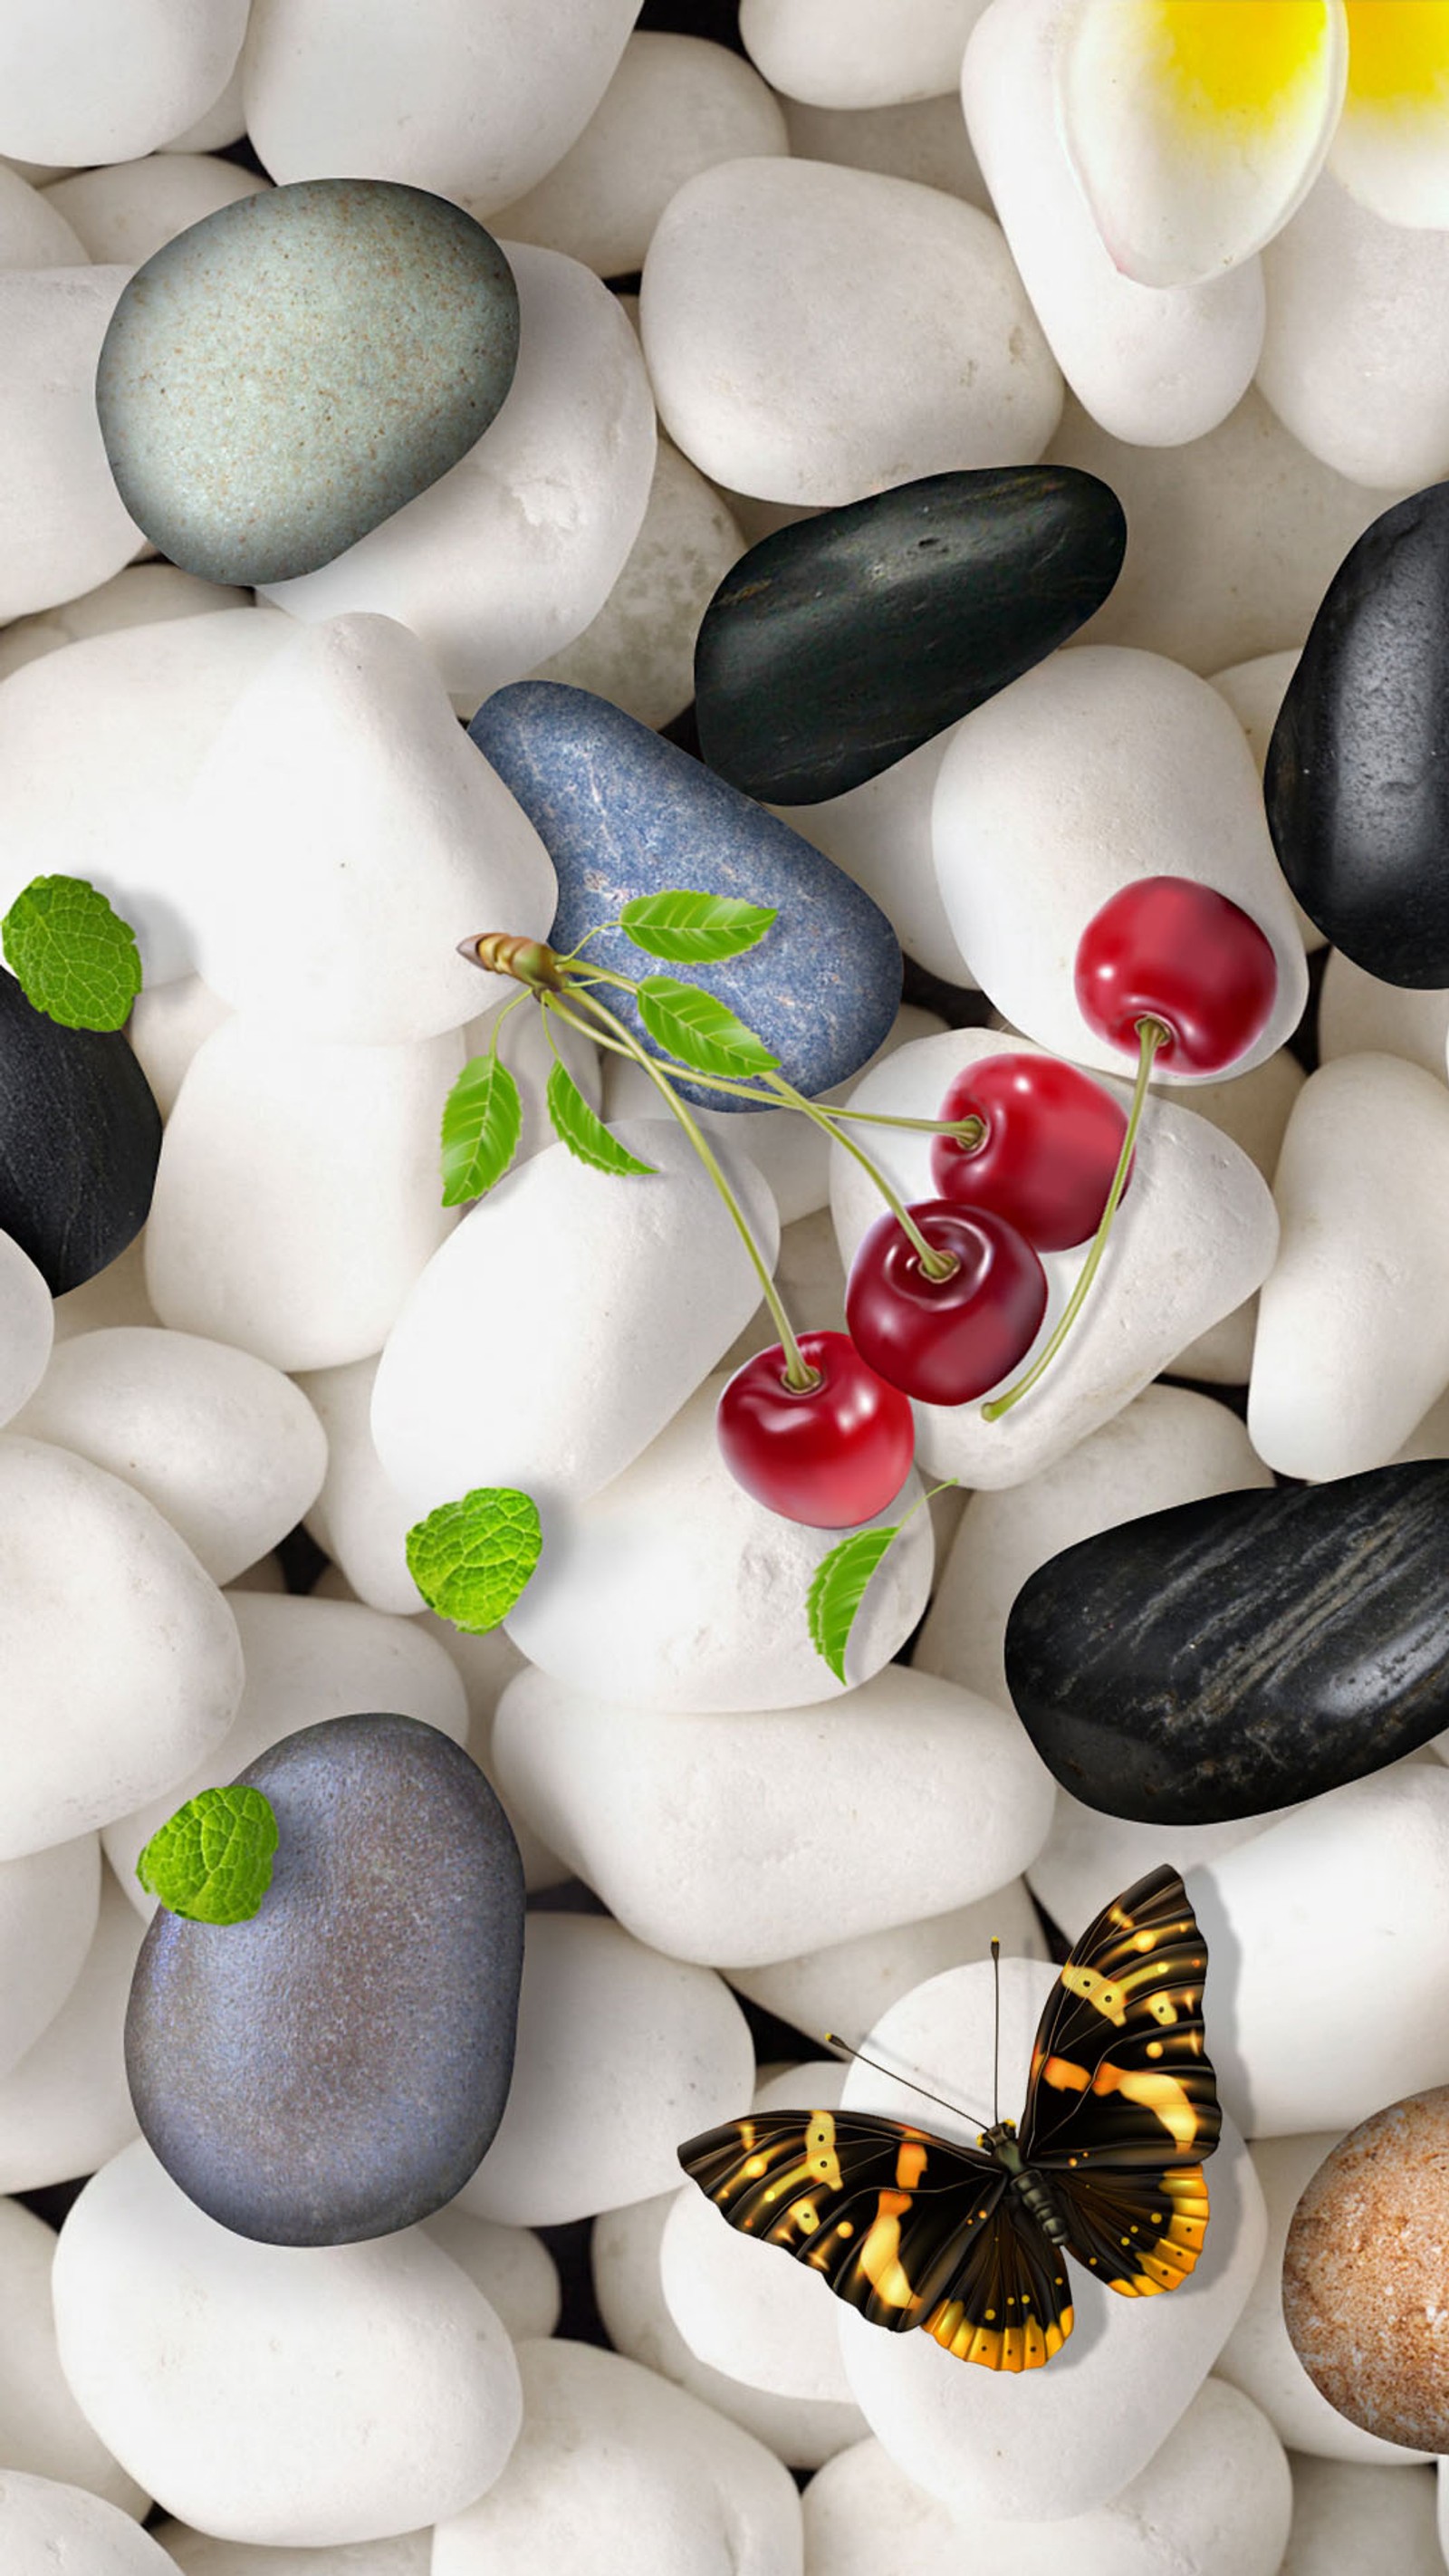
[[1329, 0, 1449, 227], [1057, 0, 1348, 285]]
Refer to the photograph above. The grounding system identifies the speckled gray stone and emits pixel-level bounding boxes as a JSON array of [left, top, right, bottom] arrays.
[[95, 180, 520, 587], [123, 1712, 525, 2246]]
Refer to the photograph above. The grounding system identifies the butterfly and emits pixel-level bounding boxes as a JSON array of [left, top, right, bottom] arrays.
[[677, 1863, 1220, 2373]]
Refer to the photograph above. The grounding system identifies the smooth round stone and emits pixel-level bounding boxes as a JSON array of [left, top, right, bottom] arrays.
[[45, 154, 267, 266], [0, 968, 160, 1298], [782, 91, 990, 207], [775, 735, 975, 986], [502, 1374, 933, 1711], [126, 1714, 524, 2244], [0, 3, 246, 166], [1004, 1465, 1449, 1825], [157, 2531, 431, 2576], [0, 2474, 173, 2575], [1214, 2133, 1432, 2465], [916, 1383, 1271, 1711], [1027, 1792, 1292, 1954], [0, 268, 141, 622], [1281, 2459, 1444, 2576], [1047, 387, 1415, 676], [98, 182, 520, 587], [831, 1956, 1265, 2518], [160, 62, 247, 156], [695, 467, 1126, 805], [1260, 176, 1449, 493], [127, 976, 232, 1119], [0, 1833, 100, 2080], [470, 681, 902, 1109], [371, 1114, 777, 1523], [0, 2197, 148, 2513], [487, 33, 788, 277], [104, 1590, 469, 1918], [0, 165, 85, 267], [740, 0, 991, 109], [263, 245, 657, 711], [52, 2139, 523, 2544], [724, 1878, 1050, 2044], [1282, 2091, 1449, 2451], [829, 1028, 1278, 1490], [1191, 1767, 1449, 2137], [527, 436, 747, 732], [1266, 485, 1449, 985], [931, 645, 1310, 1081], [295, 1355, 421, 1617], [456, 1914, 753, 2227], [183, 613, 555, 1045], [52, 1234, 157, 1342], [11, 1326, 326, 1586], [0, 1868, 145, 2194], [595, 2190, 866, 2472], [492, 1662, 1053, 1966], [0, 1438, 242, 1861], [963, 0, 1264, 449], [421, 2208, 561, 2344], [433, 2337, 802, 2575], [244, 0, 636, 209], [144, 1019, 461, 1372], [1318, 951, 1449, 1081], [0, 1229, 51, 1426], [417, 1615, 566, 1898], [801, 2383, 1291, 2576], [1249, 1056, 1449, 1480], [1159, 1044, 1307, 1383], [639, 159, 1060, 506]]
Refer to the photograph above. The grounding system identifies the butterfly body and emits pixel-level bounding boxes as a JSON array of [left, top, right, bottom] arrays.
[[677, 1864, 1219, 2373]]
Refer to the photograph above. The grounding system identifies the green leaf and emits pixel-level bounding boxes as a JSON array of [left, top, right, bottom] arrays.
[[1, 874, 142, 1032], [406, 1485, 542, 1632], [636, 976, 780, 1080], [545, 1058, 657, 1177], [619, 889, 778, 964], [440, 1053, 524, 1207], [806, 1525, 901, 1685], [136, 1785, 279, 1925]]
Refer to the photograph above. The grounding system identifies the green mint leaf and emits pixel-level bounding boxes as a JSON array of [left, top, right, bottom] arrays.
[[619, 889, 778, 964], [1, 874, 142, 1032], [406, 1485, 542, 1632], [136, 1785, 279, 1925], [545, 1058, 657, 1177], [806, 1525, 901, 1685], [440, 1053, 524, 1207], [636, 976, 780, 1080]]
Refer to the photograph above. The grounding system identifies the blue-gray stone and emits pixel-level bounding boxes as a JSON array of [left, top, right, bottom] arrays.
[[123, 1713, 525, 2246], [96, 180, 520, 587], [468, 682, 903, 1109]]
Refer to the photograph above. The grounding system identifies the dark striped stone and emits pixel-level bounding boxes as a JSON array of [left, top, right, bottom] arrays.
[[1003, 1464, 1449, 1824]]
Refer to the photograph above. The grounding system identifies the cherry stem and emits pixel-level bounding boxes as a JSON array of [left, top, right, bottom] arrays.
[[980, 1018, 1168, 1424], [759, 1071, 958, 1282], [549, 985, 820, 1393]]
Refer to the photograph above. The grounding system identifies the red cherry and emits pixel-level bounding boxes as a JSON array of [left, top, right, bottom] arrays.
[[715, 1329, 915, 1529], [844, 1202, 1047, 1406], [929, 1053, 1131, 1252], [1073, 875, 1278, 1072]]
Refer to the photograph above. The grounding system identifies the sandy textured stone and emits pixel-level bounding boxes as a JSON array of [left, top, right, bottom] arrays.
[[45, 155, 266, 265], [0, 268, 142, 623], [0, 3, 247, 166], [724, 1879, 1050, 2042], [740, 0, 991, 108], [0, 1868, 144, 2194], [0, 2197, 149, 2514], [1282, 2092, 1449, 2451]]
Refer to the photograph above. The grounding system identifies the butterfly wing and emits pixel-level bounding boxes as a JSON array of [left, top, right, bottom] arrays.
[[918, 2192, 1077, 2371]]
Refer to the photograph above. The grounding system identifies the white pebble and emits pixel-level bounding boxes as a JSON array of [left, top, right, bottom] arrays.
[[0, 1835, 99, 2081], [724, 1879, 1050, 2043], [103, 1588, 468, 1915], [1205, 651, 1324, 964], [494, 1663, 1052, 1966], [0, 2474, 173, 2575], [775, 747, 976, 986], [158, 61, 246, 155], [456, 1913, 753, 2226], [1259, 174, 1449, 492], [740, 0, 990, 109], [0, 165, 85, 268], [1249, 1054, 1449, 1479], [1214, 2133, 1432, 2466], [0, 3, 247, 167], [264, 246, 656, 713], [781, 93, 989, 207], [415, 1613, 567, 1896], [435, 2336, 802, 2574], [0, 1867, 144, 2194], [1028, 1792, 1295, 1952], [43, 154, 267, 266], [488, 33, 788, 278], [0, 1231, 52, 1427], [1160, 1045, 1306, 1381], [0, 2197, 148, 2514], [503, 1373, 933, 1710], [11, 1327, 326, 1586], [156, 2530, 430, 2576], [145, 1019, 462, 1372], [802, 2381, 1291, 2576], [830, 1029, 1278, 1490], [930, 647, 1309, 1081], [52, 1234, 158, 1343], [126, 976, 232, 1119], [421, 2208, 561, 2345], [1318, 951, 1449, 1081], [294, 1356, 421, 1616], [1287, 2458, 1444, 2574], [718, 1206, 848, 1377], [371, 1118, 777, 1523], [1192, 1767, 1449, 2136], [0, 562, 252, 687], [640, 159, 1060, 505], [52, 2140, 523, 2547], [0, 268, 142, 623], [963, 0, 1263, 447]]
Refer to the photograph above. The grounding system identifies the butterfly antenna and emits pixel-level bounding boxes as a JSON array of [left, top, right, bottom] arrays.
[[992, 1937, 1001, 2127], [821, 2033, 992, 2133]]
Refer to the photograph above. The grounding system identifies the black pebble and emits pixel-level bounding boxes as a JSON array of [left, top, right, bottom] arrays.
[[0, 967, 160, 1293]]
